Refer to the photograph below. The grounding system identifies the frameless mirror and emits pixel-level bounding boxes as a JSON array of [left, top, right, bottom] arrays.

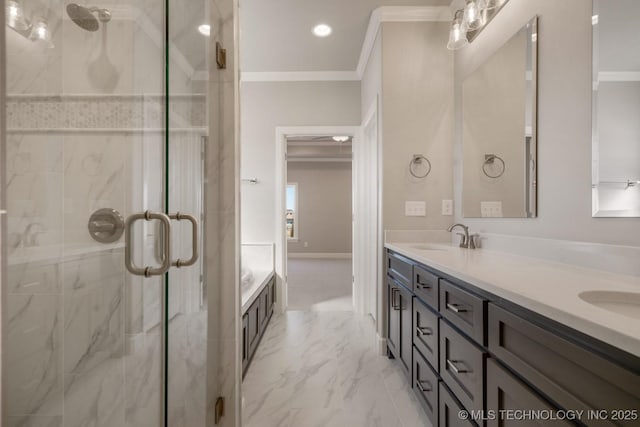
[[462, 17, 538, 218], [592, 0, 640, 217]]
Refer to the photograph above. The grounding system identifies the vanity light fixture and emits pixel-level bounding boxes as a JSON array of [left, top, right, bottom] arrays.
[[30, 19, 54, 48], [463, 0, 484, 31], [198, 24, 211, 36], [332, 136, 349, 142], [6, 0, 30, 31], [447, 0, 510, 50], [312, 23, 332, 38]]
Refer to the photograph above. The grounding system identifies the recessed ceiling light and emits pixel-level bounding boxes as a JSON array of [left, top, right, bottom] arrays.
[[332, 136, 349, 142], [313, 24, 332, 38], [198, 24, 211, 36]]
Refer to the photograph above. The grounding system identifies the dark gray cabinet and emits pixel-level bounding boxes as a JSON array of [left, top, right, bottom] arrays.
[[414, 346, 439, 426], [439, 382, 476, 427], [413, 297, 439, 371], [488, 303, 640, 426], [440, 320, 486, 414], [386, 249, 640, 427], [242, 276, 275, 378], [387, 277, 412, 377], [486, 358, 572, 427]]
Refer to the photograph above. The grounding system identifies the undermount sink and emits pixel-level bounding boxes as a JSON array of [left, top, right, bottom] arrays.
[[408, 243, 450, 251], [578, 290, 640, 320]]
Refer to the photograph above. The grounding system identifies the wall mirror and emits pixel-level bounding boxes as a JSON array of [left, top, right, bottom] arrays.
[[592, 0, 640, 217], [462, 17, 538, 218]]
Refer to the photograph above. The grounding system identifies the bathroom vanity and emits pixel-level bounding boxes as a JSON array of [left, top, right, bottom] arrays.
[[385, 243, 640, 427], [242, 273, 276, 377]]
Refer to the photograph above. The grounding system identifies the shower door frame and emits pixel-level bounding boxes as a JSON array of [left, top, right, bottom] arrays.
[[1, 3, 6, 423]]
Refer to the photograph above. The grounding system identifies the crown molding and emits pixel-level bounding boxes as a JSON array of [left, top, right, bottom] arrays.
[[355, 6, 451, 78], [241, 71, 359, 82]]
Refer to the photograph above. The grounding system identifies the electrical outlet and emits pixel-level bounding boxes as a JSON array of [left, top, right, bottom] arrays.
[[303, 241, 308, 248], [442, 200, 453, 216], [481, 201, 503, 218], [405, 201, 426, 216]]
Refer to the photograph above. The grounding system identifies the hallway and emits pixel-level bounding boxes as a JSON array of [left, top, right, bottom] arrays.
[[287, 258, 353, 311], [242, 311, 428, 427]]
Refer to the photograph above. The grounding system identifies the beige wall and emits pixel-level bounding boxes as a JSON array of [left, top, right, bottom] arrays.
[[454, 0, 640, 245], [287, 162, 352, 254], [240, 81, 361, 244], [382, 22, 454, 230]]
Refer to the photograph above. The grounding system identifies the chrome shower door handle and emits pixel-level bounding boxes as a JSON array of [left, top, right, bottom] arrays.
[[169, 212, 199, 268], [125, 211, 172, 277]]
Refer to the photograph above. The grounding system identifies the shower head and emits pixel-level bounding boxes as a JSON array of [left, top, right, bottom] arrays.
[[66, 3, 111, 32]]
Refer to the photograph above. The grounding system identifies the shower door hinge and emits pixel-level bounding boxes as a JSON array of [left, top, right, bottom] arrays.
[[216, 42, 227, 69], [214, 396, 225, 424]]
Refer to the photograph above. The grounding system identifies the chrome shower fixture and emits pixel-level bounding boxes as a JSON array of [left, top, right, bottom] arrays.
[[66, 3, 111, 32]]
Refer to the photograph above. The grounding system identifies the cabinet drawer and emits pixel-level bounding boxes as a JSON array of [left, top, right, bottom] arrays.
[[487, 358, 571, 427], [387, 251, 412, 287], [489, 304, 640, 427], [413, 297, 439, 371], [413, 265, 439, 310], [440, 320, 486, 414], [439, 382, 477, 427], [413, 347, 439, 426], [242, 313, 249, 375], [440, 280, 486, 345]]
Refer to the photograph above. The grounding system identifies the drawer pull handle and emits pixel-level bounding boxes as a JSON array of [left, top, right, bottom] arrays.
[[446, 359, 469, 374], [391, 288, 400, 310], [446, 302, 468, 313], [417, 283, 431, 289], [416, 380, 432, 393], [416, 326, 433, 336]]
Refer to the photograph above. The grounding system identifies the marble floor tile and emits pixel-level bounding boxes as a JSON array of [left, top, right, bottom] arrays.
[[242, 311, 431, 427]]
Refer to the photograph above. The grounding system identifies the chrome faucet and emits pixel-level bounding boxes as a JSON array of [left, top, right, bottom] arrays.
[[446, 223, 479, 249]]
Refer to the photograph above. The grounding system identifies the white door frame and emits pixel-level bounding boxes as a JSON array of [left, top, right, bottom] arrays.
[[274, 126, 361, 313]]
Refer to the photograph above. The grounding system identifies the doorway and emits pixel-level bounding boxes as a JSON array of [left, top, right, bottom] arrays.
[[286, 135, 354, 311]]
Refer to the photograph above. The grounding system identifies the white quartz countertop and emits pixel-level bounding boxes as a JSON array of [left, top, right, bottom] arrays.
[[385, 242, 640, 358], [241, 269, 274, 313]]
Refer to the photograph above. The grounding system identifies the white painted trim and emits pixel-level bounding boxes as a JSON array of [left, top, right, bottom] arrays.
[[356, 6, 451, 78], [242, 71, 359, 82], [288, 252, 352, 259], [377, 334, 387, 356], [598, 71, 640, 82], [275, 126, 360, 314], [242, 6, 451, 83]]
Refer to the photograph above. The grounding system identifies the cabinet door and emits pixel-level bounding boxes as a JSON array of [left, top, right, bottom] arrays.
[[387, 279, 401, 358], [439, 383, 476, 427], [399, 284, 413, 376], [242, 313, 249, 375], [248, 300, 261, 356], [487, 359, 572, 427]]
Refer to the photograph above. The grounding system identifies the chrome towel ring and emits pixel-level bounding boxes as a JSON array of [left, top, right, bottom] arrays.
[[482, 154, 505, 178], [409, 154, 432, 179]]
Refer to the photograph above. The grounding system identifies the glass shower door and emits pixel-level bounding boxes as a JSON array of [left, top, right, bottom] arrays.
[[4, 1, 169, 426]]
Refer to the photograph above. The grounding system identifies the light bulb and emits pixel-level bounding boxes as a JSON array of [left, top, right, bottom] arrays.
[[332, 136, 349, 142], [6, 0, 30, 31], [313, 24, 332, 37], [447, 11, 468, 50], [463, 0, 484, 31], [198, 24, 211, 36], [30, 19, 54, 48]]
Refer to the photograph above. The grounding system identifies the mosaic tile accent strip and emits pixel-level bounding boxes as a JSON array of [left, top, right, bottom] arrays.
[[6, 94, 206, 130]]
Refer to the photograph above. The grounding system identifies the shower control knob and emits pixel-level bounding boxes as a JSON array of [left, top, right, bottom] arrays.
[[88, 208, 124, 243]]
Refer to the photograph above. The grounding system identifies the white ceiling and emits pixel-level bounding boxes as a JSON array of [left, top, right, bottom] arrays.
[[239, 0, 451, 73]]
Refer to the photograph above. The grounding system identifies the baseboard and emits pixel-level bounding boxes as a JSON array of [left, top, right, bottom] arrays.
[[288, 252, 352, 259], [377, 334, 387, 356]]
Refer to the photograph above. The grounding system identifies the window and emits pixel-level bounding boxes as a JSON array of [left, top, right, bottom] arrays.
[[286, 183, 298, 240]]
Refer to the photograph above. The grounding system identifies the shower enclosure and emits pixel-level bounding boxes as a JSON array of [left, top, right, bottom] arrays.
[[2, 0, 237, 426]]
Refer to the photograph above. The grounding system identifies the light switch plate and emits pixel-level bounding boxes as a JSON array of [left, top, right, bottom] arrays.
[[405, 201, 426, 216], [481, 201, 503, 218], [442, 200, 453, 216]]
